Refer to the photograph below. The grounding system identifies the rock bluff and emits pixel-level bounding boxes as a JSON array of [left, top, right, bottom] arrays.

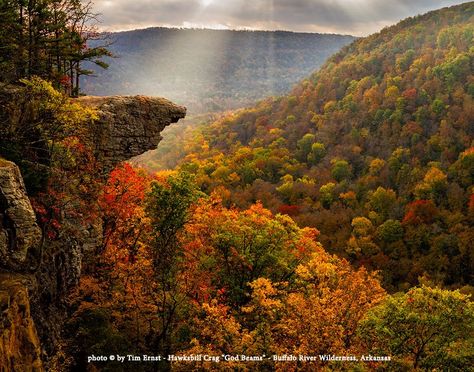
[[78, 95, 186, 171], [0, 94, 186, 371]]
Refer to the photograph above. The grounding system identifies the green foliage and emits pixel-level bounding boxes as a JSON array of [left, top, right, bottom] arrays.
[[347, 217, 380, 256], [358, 286, 474, 370], [296, 133, 316, 162], [430, 98, 446, 116], [276, 174, 294, 201], [308, 142, 327, 165], [319, 182, 336, 208], [396, 49, 415, 72], [0, 0, 111, 95], [415, 167, 448, 201], [351, 217, 374, 237], [0, 77, 96, 193], [186, 202, 317, 306], [331, 159, 352, 182], [141, 172, 203, 356], [377, 219, 404, 243], [368, 187, 397, 220], [452, 148, 474, 188], [146, 172, 202, 256]]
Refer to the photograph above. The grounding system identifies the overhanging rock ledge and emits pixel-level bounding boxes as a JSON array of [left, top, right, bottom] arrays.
[[78, 95, 186, 172]]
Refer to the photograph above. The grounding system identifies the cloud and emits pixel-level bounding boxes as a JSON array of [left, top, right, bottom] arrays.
[[93, 0, 468, 36]]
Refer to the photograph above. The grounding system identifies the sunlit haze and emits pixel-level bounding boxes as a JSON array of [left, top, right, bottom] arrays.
[[93, 0, 468, 36]]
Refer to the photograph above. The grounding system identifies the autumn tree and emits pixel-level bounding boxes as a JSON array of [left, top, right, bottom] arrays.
[[358, 285, 474, 370], [144, 172, 202, 356], [347, 217, 380, 258], [0, 77, 97, 192], [308, 142, 327, 165], [181, 199, 318, 307], [182, 244, 386, 370]]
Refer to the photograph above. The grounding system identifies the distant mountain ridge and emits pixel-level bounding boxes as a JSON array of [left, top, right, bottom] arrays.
[[82, 27, 354, 113]]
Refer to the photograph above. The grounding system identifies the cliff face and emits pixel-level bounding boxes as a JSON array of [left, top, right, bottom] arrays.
[[0, 95, 186, 371], [0, 161, 43, 371], [0, 160, 41, 271]]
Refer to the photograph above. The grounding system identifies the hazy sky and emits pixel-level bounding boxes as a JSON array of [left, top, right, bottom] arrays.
[[94, 0, 468, 36]]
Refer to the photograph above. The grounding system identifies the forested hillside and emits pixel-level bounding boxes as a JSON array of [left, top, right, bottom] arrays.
[[82, 28, 354, 113], [147, 2, 474, 291], [1, 1, 473, 370]]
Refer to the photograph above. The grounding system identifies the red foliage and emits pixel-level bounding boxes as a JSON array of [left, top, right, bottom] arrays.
[[402, 88, 417, 100], [98, 163, 153, 261], [99, 163, 150, 221], [402, 200, 438, 225], [31, 191, 65, 240], [59, 75, 71, 87]]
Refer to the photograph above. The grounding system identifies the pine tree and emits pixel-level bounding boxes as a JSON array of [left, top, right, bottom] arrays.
[[0, 0, 111, 96]]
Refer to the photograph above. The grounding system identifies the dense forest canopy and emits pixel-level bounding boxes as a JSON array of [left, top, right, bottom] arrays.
[[66, 165, 474, 371], [140, 2, 474, 292], [81, 28, 354, 113]]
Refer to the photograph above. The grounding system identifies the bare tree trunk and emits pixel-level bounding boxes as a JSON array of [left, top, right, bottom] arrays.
[[75, 61, 80, 96], [28, 0, 34, 77]]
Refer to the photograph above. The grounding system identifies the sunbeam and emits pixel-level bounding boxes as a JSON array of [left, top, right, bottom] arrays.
[[199, 0, 214, 7]]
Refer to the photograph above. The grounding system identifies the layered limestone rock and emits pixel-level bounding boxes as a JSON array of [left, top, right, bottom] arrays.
[[0, 274, 43, 371], [77, 95, 186, 171], [0, 160, 41, 270]]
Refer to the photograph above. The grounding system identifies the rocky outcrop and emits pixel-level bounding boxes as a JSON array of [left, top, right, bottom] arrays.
[[0, 93, 186, 371], [78, 95, 186, 171], [30, 96, 186, 363], [0, 274, 43, 371], [0, 160, 42, 270]]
